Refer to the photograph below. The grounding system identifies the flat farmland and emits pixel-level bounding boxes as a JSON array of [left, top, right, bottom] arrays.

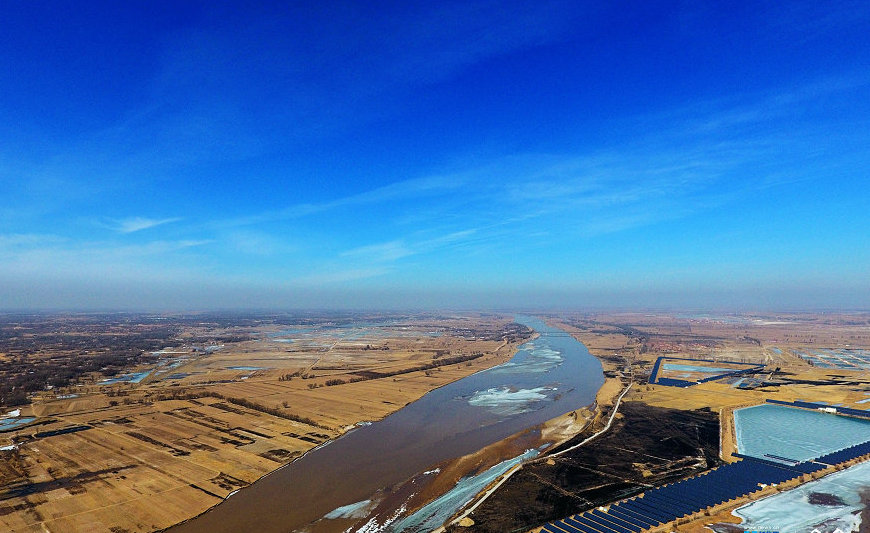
[[0, 313, 531, 532]]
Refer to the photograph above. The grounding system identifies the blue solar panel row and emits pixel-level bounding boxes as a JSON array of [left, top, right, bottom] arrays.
[[542, 447, 856, 533], [765, 399, 870, 419], [836, 406, 870, 419], [654, 377, 694, 387], [609, 507, 656, 528], [814, 440, 870, 465]]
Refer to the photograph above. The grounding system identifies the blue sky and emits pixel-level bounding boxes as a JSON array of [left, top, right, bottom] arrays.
[[1, 1, 869, 310]]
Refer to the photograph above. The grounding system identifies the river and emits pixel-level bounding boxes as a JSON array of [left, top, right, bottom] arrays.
[[168, 315, 604, 533]]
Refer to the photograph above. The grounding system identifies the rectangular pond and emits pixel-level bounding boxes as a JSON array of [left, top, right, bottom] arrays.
[[0, 417, 36, 431], [734, 403, 870, 463], [792, 348, 870, 371], [99, 370, 151, 384], [662, 363, 741, 374]]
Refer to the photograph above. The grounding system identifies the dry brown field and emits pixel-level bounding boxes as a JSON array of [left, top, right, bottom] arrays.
[[0, 314, 530, 533]]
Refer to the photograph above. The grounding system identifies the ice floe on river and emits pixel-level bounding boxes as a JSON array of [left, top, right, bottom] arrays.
[[467, 386, 557, 416], [490, 342, 563, 375]]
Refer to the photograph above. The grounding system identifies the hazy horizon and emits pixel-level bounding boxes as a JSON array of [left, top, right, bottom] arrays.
[[3, 283, 869, 313], [2, 2, 868, 311]]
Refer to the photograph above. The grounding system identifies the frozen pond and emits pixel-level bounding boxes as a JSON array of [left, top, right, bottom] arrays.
[[792, 348, 870, 371], [0, 417, 36, 431], [734, 404, 870, 463], [99, 371, 151, 384], [662, 363, 738, 374], [733, 460, 870, 533]]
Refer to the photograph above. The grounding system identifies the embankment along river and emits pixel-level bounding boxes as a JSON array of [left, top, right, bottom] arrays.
[[168, 315, 604, 533]]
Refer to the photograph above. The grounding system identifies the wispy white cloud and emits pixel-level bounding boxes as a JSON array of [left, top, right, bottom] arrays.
[[109, 216, 181, 234], [342, 1, 588, 89], [309, 229, 483, 286], [211, 175, 466, 229], [419, 229, 478, 248], [174, 72, 870, 281], [338, 229, 480, 266], [0, 233, 66, 248], [640, 70, 870, 141], [296, 90, 826, 262], [0, 237, 212, 282], [224, 230, 297, 256], [341, 240, 414, 262], [291, 267, 393, 285]]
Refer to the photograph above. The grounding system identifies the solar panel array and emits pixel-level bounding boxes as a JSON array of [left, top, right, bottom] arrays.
[[815, 440, 870, 465], [542, 442, 870, 533], [766, 398, 870, 419], [792, 348, 870, 371]]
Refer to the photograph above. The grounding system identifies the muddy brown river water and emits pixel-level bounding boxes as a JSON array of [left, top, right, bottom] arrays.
[[168, 316, 604, 533]]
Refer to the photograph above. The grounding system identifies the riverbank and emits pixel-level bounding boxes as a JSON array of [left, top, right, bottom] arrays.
[[443, 316, 724, 533], [1, 316, 530, 533], [429, 316, 634, 532], [435, 376, 627, 532], [159, 336, 528, 533], [449, 399, 722, 533], [377, 336, 621, 533], [166, 315, 605, 533]]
